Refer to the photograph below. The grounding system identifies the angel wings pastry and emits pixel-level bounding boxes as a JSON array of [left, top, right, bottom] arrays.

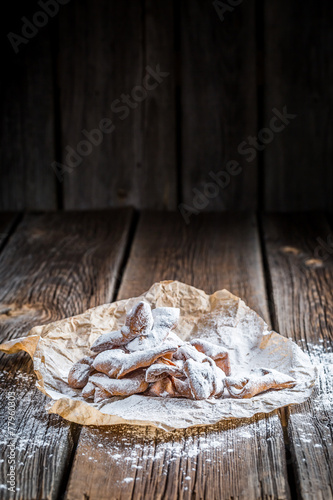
[[68, 300, 297, 402], [1, 281, 316, 430]]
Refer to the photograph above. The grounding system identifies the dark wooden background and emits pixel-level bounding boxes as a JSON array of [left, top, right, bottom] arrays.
[[1, 0, 332, 212]]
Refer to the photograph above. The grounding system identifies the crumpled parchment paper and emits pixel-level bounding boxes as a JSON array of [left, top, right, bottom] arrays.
[[0, 281, 316, 431]]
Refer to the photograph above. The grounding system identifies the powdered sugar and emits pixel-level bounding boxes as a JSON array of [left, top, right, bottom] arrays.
[[0, 281, 317, 430], [93, 343, 178, 378]]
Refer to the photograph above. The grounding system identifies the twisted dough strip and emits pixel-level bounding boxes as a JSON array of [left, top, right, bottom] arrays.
[[225, 368, 296, 399], [173, 343, 207, 363], [91, 301, 153, 352], [87, 371, 148, 397], [121, 301, 154, 337], [126, 307, 180, 352], [190, 339, 231, 375], [68, 355, 96, 389], [145, 376, 178, 398], [184, 357, 225, 399], [91, 331, 130, 352], [93, 343, 178, 378], [171, 377, 193, 398], [145, 359, 184, 382]]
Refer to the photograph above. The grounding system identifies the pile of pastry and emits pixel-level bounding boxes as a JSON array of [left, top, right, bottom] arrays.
[[68, 301, 296, 403]]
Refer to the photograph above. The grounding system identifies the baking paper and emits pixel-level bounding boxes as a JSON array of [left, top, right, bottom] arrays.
[[0, 281, 316, 431]]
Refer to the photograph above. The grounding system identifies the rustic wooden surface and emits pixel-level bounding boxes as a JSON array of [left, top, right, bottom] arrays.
[[262, 213, 333, 500], [0, 210, 331, 499], [264, 1, 333, 211], [0, 23, 57, 211], [0, 210, 133, 499], [181, 0, 258, 210], [2, 0, 333, 212], [59, 0, 176, 210], [59, 0, 142, 209], [65, 212, 290, 500], [143, 0, 177, 210]]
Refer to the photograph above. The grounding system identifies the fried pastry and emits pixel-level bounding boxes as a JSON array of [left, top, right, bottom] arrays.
[[190, 339, 231, 375], [82, 381, 96, 399], [68, 355, 95, 389], [183, 357, 225, 399], [68, 301, 297, 405], [88, 371, 148, 397], [93, 343, 178, 378], [145, 359, 185, 382], [171, 377, 193, 398], [145, 376, 178, 397], [173, 343, 207, 363], [166, 331, 185, 346], [91, 301, 153, 352], [152, 307, 180, 330], [225, 368, 296, 399], [120, 301, 153, 338], [91, 331, 130, 351], [126, 307, 180, 352]]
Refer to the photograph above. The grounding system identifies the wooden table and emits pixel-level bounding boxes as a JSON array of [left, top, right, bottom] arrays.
[[0, 210, 332, 500]]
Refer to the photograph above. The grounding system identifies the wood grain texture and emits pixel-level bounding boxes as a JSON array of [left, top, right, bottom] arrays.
[[66, 212, 291, 500], [0, 17, 57, 210], [264, 1, 333, 211], [262, 213, 333, 499], [0, 209, 133, 499], [59, 0, 143, 209], [143, 0, 176, 209], [60, 0, 176, 210], [181, 0, 257, 210]]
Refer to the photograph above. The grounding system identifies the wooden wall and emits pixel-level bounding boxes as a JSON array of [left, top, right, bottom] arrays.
[[0, 0, 332, 212]]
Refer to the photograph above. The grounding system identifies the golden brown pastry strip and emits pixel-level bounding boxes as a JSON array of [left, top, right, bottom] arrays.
[[88, 371, 148, 397], [68, 355, 95, 389], [173, 343, 207, 363], [190, 339, 231, 375], [91, 331, 130, 351], [225, 368, 297, 399], [121, 301, 154, 337], [93, 343, 178, 379], [183, 357, 225, 400], [125, 307, 180, 352], [171, 377, 193, 398], [82, 381, 96, 399], [145, 376, 178, 398], [91, 301, 153, 352], [145, 360, 184, 382]]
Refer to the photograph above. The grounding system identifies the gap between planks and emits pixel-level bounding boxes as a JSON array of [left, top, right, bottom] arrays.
[[261, 212, 333, 500]]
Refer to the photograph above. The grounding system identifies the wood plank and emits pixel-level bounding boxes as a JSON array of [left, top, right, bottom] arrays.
[[264, 2, 333, 211], [60, 0, 176, 210], [262, 213, 333, 499], [143, 0, 177, 209], [0, 6, 57, 210], [181, 0, 257, 210], [0, 209, 133, 499], [59, 0, 142, 209], [66, 212, 291, 500]]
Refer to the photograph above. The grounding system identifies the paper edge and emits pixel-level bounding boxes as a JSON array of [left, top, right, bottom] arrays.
[[0, 281, 317, 431]]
